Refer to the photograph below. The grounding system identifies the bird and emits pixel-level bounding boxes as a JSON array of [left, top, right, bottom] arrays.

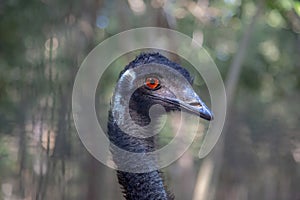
[[107, 52, 213, 200]]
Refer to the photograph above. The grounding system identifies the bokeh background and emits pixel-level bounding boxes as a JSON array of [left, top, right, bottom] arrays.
[[1, 0, 300, 199]]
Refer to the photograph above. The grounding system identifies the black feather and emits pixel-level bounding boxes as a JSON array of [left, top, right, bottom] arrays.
[[119, 52, 193, 84]]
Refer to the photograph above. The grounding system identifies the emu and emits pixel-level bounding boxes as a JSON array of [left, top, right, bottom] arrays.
[[107, 53, 213, 200]]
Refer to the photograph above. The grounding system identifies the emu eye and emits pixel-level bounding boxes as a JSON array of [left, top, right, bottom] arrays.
[[145, 77, 161, 90]]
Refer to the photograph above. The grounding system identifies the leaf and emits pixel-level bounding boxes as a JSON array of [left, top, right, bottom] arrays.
[[294, 2, 300, 16]]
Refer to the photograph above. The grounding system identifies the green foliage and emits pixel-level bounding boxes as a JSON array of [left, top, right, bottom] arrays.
[[0, 137, 14, 179]]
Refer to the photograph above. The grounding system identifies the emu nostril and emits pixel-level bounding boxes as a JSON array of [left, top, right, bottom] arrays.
[[188, 102, 202, 107]]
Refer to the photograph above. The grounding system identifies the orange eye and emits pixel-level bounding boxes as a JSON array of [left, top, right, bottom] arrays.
[[145, 77, 161, 90]]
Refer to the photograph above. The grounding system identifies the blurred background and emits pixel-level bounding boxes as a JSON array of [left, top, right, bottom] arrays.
[[1, 0, 300, 199]]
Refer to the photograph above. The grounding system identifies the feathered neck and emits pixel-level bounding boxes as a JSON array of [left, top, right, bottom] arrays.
[[107, 107, 173, 200]]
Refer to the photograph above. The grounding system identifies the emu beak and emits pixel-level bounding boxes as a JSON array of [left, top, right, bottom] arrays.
[[167, 90, 213, 121], [152, 90, 213, 121], [179, 98, 213, 121]]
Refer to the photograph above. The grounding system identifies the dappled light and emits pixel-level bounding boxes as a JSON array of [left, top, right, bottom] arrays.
[[128, 0, 146, 15]]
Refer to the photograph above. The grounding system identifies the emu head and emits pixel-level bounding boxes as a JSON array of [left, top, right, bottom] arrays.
[[111, 53, 213, 128]]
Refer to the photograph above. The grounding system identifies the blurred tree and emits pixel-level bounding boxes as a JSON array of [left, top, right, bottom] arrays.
[[0, 0, 300, 199]]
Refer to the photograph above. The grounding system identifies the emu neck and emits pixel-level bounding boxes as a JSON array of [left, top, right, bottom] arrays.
[[107, 107, 172, 200]]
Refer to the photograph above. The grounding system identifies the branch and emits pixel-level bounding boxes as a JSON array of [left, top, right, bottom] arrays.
[[192, 2, 264, 200]]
